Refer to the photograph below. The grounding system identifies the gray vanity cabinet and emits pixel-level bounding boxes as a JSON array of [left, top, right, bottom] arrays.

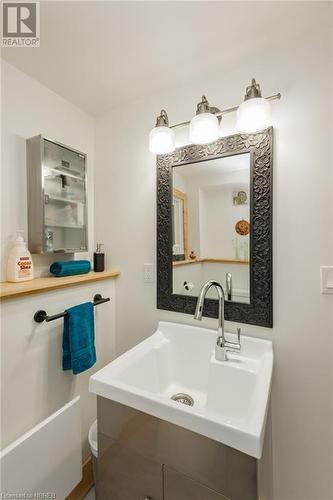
[[97, 397, 258, 500], [163, 467, 229, 500], [96, 442, 162, 499]]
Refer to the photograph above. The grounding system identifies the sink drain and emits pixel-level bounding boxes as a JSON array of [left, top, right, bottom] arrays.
[[171, 393, 194, 407]]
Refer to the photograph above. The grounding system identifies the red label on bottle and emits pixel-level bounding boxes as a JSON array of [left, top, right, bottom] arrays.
[[17, 257, 32, 271]]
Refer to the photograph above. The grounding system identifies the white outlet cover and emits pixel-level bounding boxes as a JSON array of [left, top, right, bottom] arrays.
[[320, 266, 333, 294]]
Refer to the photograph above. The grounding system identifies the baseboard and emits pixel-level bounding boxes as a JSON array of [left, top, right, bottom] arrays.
[[66, 456, 94, 500]]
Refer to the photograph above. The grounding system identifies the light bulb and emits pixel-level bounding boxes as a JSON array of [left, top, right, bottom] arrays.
[[149, 109, 175, 154], [236, 98, 271, 133], [189, 95, 220, 145], [190, 113, 219, 144], [149, 126, 175, 154], [236, 78, 271, 133]]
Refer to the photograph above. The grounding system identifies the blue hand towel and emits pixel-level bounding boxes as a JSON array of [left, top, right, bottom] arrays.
[[62, 302, 96, 375], [50, 260, 91, 277]]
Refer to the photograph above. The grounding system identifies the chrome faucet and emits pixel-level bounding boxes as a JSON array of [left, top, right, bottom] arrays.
[[194, 280, 241, 361], [226, 272, 232, 301]]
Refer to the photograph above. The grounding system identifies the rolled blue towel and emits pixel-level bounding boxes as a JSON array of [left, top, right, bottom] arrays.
[[50, 260, 91, 277], [62, 302, 96, 375]]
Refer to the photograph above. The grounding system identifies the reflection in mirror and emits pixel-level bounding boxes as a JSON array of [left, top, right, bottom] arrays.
[[172, 189, 188, 261], [172, 153, 250, 304]]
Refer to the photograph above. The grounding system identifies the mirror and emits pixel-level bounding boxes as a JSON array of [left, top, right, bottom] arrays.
[[172, 153, 250, 303], [157, 128, 273, 328], [172, 189, 188, 261]]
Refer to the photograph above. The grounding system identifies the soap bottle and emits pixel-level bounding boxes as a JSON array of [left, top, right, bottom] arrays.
[[93, 243, 105, 272], [7, 231, 34, 282]]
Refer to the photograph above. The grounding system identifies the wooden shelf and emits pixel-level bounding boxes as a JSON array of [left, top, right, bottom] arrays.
[[173, 258, 249, 267], [0, 270, 120, 300], [173, 259, 203, 267], [203, 258, 249, 265]]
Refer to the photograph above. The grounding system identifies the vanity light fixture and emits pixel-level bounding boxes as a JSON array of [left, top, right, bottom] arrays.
[[149, 79, 280, 154], [236, 78, 271, 133], [189, 95, 220, 145], [149, 109, 175, 154]]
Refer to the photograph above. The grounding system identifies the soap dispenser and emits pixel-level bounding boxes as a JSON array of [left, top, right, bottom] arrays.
[[93, 243, 105, 272], [7, 230, 34, 282]]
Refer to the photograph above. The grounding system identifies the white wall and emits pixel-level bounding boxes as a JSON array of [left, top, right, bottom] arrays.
[[200, 180, 249, 259], [174, 167, 250, 260], [172, 262, 203, 296], [0, 280, 116, 459], [1, 61, 95, 279], [94, 4, 333, 499], [0, 62, 116, 460], [173, 261, 249, 302]]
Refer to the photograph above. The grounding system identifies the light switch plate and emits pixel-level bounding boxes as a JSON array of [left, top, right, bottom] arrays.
[[144, 263, 154, 283], [320, 266, 333, 294]]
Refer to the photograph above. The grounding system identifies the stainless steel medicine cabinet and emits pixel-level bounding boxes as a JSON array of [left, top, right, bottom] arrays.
[[26, 135, 88, 254]]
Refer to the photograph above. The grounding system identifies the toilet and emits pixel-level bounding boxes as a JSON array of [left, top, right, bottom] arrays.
[[88, 420, 98, 487]]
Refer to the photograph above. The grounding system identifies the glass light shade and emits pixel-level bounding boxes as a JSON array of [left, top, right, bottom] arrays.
[[189, 112, 219, 145], [236, 97, 271, 133], [149, 126, 175, 154]]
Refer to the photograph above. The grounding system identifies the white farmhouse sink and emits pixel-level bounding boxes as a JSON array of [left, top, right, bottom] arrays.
[[89, 321, 273, 458]]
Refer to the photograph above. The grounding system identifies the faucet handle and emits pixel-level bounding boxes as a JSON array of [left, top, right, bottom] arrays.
[[225, 328, 241, 353]]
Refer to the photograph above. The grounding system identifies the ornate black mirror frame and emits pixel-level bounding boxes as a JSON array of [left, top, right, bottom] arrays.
[[156, 127, 273, 328]]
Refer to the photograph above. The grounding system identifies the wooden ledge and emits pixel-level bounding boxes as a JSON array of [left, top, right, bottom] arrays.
[[0, 270, 120, 300], [203, 258, 249, 265], [173, 258, 249, 267], [173, 258, 204, 267]]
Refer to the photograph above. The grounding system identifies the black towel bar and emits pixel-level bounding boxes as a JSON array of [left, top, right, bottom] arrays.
[[34, 294, 110, 323]]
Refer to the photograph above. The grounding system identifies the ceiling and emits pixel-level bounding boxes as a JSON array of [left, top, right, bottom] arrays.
[[2, 1, 321, 115]]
